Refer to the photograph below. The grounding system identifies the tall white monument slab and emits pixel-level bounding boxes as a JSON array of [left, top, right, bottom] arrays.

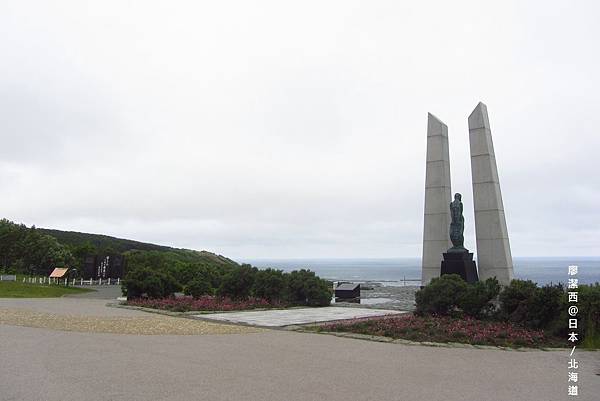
[[468, 102, 514, 285], [422, 113, 452, 285]]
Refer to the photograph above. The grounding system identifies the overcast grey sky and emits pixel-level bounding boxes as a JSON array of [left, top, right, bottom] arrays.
[[1, 1, 598, 258]]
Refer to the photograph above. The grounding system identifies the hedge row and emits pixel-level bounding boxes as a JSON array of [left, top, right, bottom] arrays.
[[122, 264, 332, 307], [415, 274, 600, 346]]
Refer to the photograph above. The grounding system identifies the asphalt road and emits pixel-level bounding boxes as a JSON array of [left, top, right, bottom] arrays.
[[66, 285, 123, 299], [1, 323, 598, 401]]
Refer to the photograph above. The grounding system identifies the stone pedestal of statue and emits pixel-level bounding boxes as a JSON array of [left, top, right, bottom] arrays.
[[441, 248, 479, 283]]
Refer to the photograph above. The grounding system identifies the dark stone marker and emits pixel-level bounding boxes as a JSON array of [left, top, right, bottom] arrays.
[[335, 283, 361, 299], [83, 255, 97, 279], [441, 251, 479, 283], [82, 254, 126, 279]]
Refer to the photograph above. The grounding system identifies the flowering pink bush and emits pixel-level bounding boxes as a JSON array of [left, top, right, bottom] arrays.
[[319, 315, 563, 347], [126, 295, 283, 312]]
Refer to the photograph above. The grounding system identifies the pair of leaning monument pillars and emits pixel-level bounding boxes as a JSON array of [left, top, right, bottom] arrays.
[[421, 102, 514, 286]]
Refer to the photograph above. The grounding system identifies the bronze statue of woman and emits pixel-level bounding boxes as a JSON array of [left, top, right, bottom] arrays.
[[449, 193, 465, 251]]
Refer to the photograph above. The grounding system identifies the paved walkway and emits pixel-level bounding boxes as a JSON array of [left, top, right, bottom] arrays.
[[1, 323, 598, 401], [199, 306, 405, 327], [2, 297, 599, 401], [67, 285, 123, 299]]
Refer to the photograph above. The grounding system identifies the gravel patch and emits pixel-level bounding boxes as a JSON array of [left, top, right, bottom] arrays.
[[0, 299, 263, 335]]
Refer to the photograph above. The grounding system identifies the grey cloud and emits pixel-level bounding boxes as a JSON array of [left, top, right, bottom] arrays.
[[0, 0, 598, 258]]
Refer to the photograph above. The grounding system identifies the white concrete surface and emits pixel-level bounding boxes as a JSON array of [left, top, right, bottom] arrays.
[[422, 113, 453, 285], [468, 102, 514, 284], [198, 307, 405, 327]]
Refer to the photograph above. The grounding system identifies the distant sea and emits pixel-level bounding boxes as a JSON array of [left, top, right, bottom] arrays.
[[241, 257, 600, 286]]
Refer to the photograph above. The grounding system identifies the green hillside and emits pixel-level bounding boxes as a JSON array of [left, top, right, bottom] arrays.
[[38, 228, 171, 253], [0, 218, 239, 275], [37, 228, 239, 268]]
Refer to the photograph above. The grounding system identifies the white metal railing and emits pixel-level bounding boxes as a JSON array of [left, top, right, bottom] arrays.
[[20, 276, 120, 286], [74, 278, 121, 286]]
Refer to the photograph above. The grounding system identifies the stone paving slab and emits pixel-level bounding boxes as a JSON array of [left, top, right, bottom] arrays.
[[196, 306, 406, 327]]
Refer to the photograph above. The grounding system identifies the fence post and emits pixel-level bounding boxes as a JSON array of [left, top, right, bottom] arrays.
[[117, 278, 120, 285]]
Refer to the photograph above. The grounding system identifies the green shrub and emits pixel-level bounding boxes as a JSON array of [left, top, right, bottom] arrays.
[[415, 274, 468, 316], [458, 278, 501, 318], [184, 278, 213, 298], [416, 275, 599, 348], [252, 268, 286, 302], [499, 280, 563, 330], [498, 279, 537, 320], [124, 262, 333, 308], [217, 264, 257, 300], [173, 263, 222, 289], [525, 284, 564, 330], [122, 267, 182, 299], [285, 269, 331, 306], [579, 283, 600, 348]]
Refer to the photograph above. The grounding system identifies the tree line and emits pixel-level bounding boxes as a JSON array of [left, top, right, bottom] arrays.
[[0, 218, 237, 277]]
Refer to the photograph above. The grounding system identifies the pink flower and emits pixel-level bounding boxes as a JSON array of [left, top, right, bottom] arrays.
[[127, 295, 282, 312]]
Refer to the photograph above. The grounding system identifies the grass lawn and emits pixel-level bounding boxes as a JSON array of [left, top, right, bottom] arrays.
[[0, 281, 94, 298]]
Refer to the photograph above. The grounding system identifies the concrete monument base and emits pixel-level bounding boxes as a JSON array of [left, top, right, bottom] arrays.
[[441, 251, 479, 283]]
